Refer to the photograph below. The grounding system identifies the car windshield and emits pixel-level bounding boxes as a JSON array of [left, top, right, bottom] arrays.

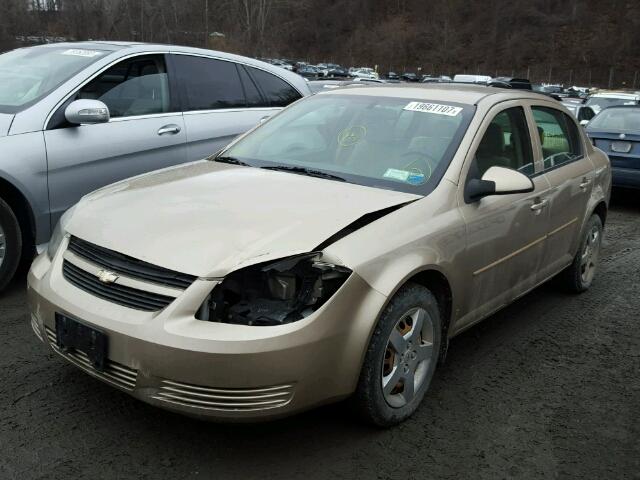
[[219, 93, 474, 195], [587, 108, 640, 132], [586, 96, 637, 114], [0, 46, 108, 113]]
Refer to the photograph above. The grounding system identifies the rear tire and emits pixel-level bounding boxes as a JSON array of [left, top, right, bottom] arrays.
[[0, 197, 22, 292], [353, 283, 441, 427], [557, 214, 603, 293]]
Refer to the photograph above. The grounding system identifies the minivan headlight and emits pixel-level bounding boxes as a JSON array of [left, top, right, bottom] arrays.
[[47, 206, 75, 259], [196, 253, 351, 326]]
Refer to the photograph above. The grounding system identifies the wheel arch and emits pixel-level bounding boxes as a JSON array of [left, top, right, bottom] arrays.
[[404, 269, 453, 363], [0, 175, 36, 253], [592, 200, 607, 226], [370, 265, 454, 365]]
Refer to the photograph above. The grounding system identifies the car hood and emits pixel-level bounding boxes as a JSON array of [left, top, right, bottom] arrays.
[[67, 161, 420, 277], [0, 114, 14, 137]]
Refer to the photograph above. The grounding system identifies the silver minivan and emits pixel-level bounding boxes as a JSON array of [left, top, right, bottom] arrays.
[[0, 41, 310, 289]]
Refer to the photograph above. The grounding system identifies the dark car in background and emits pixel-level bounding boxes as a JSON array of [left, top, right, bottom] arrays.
[[324, 64, 349, 77], [586, 105, 640, 189], [297, 64, 320, 79], [385, 71, 399, 80], [490, 77, 532, 90], [401, 72, 419, 82]]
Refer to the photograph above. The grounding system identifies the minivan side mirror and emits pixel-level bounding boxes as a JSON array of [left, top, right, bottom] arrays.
[[579, 119, 589, 127], [466, 166, 534, 201], [65, 99, 110, 125]]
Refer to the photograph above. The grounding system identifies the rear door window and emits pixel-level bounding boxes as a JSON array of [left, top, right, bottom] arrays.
[[238, 65, 266, 107], [531, 106, 583, 170], [245, 66, 301, 107], [172, 55, 246, 110]]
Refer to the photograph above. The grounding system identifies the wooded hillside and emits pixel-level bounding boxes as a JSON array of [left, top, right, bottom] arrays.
[[2, 0, 639, 87]]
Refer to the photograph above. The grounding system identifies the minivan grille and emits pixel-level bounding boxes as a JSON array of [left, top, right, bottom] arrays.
[[68, 236, 196, 289], [152, 380, 295, 412], [45, 326, 138, 391], [63, 260, 175, 311]]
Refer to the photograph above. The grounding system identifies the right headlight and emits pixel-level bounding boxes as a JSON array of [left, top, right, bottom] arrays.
[[196, 252, 351, 326]]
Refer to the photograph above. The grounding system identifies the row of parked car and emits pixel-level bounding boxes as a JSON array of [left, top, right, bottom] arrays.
[[0, 41, 636, 428]]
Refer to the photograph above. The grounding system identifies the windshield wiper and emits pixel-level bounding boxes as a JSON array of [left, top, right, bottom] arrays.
[[261, 165, 346, 182], [213, 155, 252, 167]]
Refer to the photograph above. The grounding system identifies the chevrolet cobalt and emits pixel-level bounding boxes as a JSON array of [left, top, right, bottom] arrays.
[[29, 85, 611, 426]]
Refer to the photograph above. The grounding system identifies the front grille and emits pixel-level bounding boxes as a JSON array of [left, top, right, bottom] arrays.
[[45, 326, 138, 391], [152, 380, 295, 412], [68, 236, 196, 289], [63, 260, 175, 311]]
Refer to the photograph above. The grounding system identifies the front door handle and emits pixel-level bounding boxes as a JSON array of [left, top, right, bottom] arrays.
[[157, 124, 181, 136], [530, 198, 549, 212]]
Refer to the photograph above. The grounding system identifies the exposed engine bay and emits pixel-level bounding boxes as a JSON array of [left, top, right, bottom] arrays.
[[196, 253, 351, 326]]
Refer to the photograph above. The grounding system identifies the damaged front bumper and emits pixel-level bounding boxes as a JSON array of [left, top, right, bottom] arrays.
[[28, 250, 387, 421]]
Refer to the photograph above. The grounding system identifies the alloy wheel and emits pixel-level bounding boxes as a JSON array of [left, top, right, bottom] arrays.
[[381, 307, 434, 408], [0, 223, 5, 269], [580, 224, 601, 285]]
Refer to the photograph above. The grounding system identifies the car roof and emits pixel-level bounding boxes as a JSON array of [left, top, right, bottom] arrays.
[[600, 104, 640, 110], [591, 91, 640, 99], [27, 41, 133, 51], [322, 83, 552, 105]]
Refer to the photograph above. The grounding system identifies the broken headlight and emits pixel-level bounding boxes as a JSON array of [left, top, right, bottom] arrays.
[[196, 253, 351, 326]]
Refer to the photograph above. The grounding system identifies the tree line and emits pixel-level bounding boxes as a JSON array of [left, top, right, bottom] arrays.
[[1, 0, 639, 87]]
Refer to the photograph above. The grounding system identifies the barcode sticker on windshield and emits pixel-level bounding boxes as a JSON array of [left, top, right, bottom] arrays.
[[61, 49, 102, 58], [403, 102, 462, 116]]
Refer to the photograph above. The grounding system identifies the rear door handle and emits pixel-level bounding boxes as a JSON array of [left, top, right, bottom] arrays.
[[157, 124, 181, 136], [579, 177, 592, 190], [530, 198, 549, 212]]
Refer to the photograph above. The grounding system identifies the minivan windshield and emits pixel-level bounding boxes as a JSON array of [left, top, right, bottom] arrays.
[[219, 93, 474, 195], [587, 107, 640, 132], [586, 96, 638, 114], [0, 46, 108, 113]]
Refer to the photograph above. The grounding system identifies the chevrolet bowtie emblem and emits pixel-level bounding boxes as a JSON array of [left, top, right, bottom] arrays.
[[97, 269, 119, 284]]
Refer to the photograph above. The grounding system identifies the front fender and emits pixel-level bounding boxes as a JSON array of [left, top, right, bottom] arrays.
[[323, 181, 466, 321], [0, 132, 50, 243]]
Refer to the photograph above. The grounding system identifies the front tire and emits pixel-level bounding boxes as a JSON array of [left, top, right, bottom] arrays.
[[0, 197, 22, 292], [354, 283, 441, 427], [558, 214, 603, 293]]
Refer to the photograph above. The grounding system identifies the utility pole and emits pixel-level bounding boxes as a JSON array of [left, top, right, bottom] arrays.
[[204, 0, 209, 48], [140, 0, 144, 42], [608, 68, 614, 89], [633, 71, 638, 90]]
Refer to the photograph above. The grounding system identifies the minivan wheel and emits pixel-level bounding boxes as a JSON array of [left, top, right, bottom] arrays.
[[0, 197, 22, 292], [354, 283, 441, 427], [558, 214, 603, 293]]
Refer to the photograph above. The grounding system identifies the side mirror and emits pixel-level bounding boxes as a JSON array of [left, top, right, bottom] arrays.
[[65, 99, 110, 125], [579, 119, 589, 127], [466, 166, 534, 201]]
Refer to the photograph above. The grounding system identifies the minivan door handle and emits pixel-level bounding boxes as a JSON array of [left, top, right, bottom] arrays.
[[157, 124, 181, 136]]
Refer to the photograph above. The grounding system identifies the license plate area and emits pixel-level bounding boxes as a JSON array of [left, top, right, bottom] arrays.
[[55, 313, 108, 371], [611, 141, 632, 153]]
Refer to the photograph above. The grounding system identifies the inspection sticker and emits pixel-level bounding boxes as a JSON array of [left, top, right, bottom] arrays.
[[403, 102, 462, 116], [61, 49, 103, 58]]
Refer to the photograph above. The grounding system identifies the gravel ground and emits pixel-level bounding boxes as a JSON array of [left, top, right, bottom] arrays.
[[1, 190, 638, 480]]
